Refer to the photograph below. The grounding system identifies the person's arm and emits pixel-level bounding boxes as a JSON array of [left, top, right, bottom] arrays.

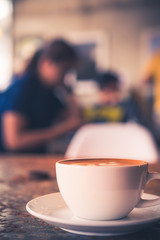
[[2, 110, 81, 151], [64, 92, 81, 118]]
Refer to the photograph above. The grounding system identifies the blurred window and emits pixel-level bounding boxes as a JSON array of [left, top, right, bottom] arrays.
[[0, 0, 13, 91]]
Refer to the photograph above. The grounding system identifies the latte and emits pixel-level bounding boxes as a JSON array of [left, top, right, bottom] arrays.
[[60, 158, 146, 166]]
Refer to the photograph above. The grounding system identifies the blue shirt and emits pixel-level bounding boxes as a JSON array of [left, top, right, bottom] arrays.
[[0, 72, 65, 153]]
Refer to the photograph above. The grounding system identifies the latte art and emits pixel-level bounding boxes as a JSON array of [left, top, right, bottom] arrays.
[[65, 161, 122, 166], [61, 159, 146, 166]]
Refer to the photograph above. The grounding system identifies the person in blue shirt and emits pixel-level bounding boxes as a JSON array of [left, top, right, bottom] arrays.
[[0, 39, 81, 153]]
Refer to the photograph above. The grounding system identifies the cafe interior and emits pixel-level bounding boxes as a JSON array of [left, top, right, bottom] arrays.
[[1, 0, 160, 239]]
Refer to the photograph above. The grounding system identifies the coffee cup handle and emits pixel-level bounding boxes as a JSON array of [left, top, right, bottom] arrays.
[[136, 172, 160, 208]]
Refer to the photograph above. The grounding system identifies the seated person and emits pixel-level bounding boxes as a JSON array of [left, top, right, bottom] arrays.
[[83, 71, 146, 124], [0, 39, 81, 154]]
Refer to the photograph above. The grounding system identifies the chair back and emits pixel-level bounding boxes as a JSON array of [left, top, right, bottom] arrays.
[[65, 123, 159, 163]]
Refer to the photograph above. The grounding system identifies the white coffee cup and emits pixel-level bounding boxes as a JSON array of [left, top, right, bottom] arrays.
[[56, 158, 160, 221]]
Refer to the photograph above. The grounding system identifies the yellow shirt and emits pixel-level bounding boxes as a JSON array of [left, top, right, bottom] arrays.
[[83, 105, 125, 122]]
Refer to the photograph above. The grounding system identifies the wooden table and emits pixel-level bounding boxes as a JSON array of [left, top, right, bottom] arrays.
[[0, 155, 160, 240]]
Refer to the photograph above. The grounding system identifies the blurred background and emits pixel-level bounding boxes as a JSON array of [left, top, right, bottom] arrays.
[[1, 0, 160, 153]]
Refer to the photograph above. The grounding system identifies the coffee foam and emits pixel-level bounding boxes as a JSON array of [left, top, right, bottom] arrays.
[[61, 159, 146, 166]]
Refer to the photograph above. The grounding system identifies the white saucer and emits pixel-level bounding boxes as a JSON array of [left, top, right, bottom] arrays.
[[26, 192, 160, 236]]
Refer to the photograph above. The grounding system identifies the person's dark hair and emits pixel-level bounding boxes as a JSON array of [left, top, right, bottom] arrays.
[[41, 39, 77, 64], [97, 71, 120, 90], [25, 48, 44, 74], [24, 39, 77, 74]]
